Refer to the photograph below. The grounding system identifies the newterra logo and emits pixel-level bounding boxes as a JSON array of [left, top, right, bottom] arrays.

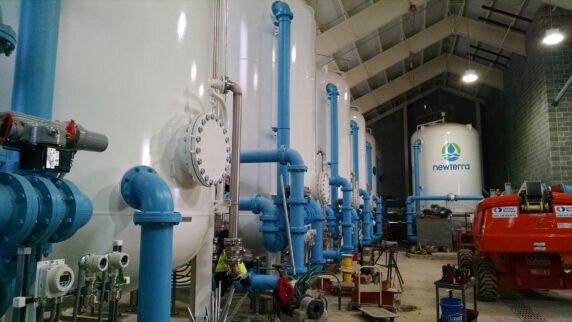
[[432, 142, 470, 171]]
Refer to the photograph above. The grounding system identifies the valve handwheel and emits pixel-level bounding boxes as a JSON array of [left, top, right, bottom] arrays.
[[276, 276, 293, 307]]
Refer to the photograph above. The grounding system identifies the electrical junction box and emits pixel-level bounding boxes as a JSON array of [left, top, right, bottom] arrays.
[[35, 259, 75, 299]]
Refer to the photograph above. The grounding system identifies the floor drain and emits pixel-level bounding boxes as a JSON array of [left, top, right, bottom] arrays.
[[502, 297, 547, 322]]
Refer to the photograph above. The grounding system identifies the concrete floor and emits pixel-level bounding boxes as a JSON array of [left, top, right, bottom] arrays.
[[101, 251, 572, 321]]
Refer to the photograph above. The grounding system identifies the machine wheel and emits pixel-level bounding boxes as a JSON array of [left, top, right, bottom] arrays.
[[457, 249, 473, 272], [475, 256, 498, 302]]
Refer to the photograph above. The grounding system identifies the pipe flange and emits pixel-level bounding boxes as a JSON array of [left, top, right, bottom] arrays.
[[0, 172, 38, 246], [0, 23, 16, 57], [185, 113, 230, 187], [48, 178, 93, 243]]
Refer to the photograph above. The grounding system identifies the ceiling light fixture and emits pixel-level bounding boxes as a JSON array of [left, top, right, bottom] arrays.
[[543, 28, 564, 45], [462, 69, 478, 83]]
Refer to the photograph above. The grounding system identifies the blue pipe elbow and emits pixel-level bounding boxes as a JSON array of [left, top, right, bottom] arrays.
[[121, 166, 181, 322], [272, 1, 294, 20], [326, 83, 339, 96], [240, 195, 286, 253]]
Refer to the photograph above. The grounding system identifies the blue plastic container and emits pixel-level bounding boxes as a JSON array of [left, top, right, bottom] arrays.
[[440, 297, 464, 322]]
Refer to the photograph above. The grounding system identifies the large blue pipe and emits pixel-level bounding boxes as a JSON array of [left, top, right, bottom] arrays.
[[359, 189, 373, 246], [329, 176, 353, 253], [366, 142, 372, 193], [412, 139, 422, 212], [239, 195, 286, 252], [325, 206, 339, 240], [121, 166, 181, 322], [241, 148, 307, 274], [372, 195, 383, 240], [350, 120, 360, 187], [272, 1, 293, 194], [5, 0, 61, 171], [11, 0, 60, 119], [405, 194, 483, 242], [326, 83, 340, 204]]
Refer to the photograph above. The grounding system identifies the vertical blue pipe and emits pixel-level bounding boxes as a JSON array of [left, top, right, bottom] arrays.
[[350, 121, 360, 187], [325, 206, 339, 240], [359, 189, 373, 245], [372, 195, 383, 240], [351, 209, 359, 251], [366, 142, 373, 192], [330, 177, 353, 253], [307, 201, 325, 271], [289, 166, 307, 275], [5, 0, 61, 172], [11, 0, 60, 119], [272, 1, 293, 194], [121, 166, 181, 322], [413, 139, 422, 212], [326, 83, 339, 204]]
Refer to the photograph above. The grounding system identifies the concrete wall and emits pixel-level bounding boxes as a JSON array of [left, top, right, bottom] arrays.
[[483, 7, 572, 189]]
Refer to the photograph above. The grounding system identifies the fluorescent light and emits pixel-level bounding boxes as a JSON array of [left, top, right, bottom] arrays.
[[543, 28, 564, 45], [462, 69, 478, 83]]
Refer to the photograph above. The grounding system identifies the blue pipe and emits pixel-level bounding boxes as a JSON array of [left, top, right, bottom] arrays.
[[372, 195, 383, 240], [564, 185, 572, 193], [5, 0, 61, 171], [248, 271, 279, 291], [121, 166, 181, 322], [325, 206, 339, 240], [240, 196, 286, 253], [359, 189, 373, 246], [306, 200, 325, 270], [11, 0, 60, 119], [412, 139, 422, 212], [241, 148, 307, 275], [326, 83, 340, 204], [350, 120, 360, 187], [329, 176, 353, 253], [405, 194, 483, 242], [272, 1, 293, 194], [366, 142, 372, 193], [351, 209, 359, 251]]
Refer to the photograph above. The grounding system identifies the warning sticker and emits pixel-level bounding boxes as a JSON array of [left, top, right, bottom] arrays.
[[557, 223, 572, 229], [555, 205, 572, 217], [492, 206, 518, 218], [533, 242, 546, 251]]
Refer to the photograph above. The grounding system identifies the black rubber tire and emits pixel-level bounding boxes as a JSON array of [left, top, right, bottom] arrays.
[[457, 249, 473, 272], [475, 256, 498, 302]]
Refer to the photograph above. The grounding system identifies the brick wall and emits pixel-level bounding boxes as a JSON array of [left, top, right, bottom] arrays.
[[483, 6, 572, 189]]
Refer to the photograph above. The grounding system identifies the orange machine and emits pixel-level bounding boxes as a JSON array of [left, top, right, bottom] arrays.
[[468, 182, 572, 301]]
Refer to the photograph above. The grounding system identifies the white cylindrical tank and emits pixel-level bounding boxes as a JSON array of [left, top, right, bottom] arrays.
[[411, 123, 483, 212], [1, 0, 218, 294], [350, 106, 367, 192], [315, 67, 351, 181], [226, 0, 316, 253], [365, 129, 377, 196]]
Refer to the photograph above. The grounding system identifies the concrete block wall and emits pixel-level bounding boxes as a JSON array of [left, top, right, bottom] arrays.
[[483, 6, 572, 189]]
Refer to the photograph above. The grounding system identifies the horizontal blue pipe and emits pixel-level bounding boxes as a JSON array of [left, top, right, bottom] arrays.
[[249, 271, 279, 291], [405, 194, 483, 242], [563, 185, 572, 193], [241, 148, 304, 167]]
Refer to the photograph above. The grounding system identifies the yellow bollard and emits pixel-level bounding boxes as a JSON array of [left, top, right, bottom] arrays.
[[342, 254, 353, 283]]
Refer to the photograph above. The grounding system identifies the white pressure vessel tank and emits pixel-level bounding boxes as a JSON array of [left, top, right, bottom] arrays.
[[315, 67, 351, 188], [226, 0, 317, 253], [365, 129, 377, 196], [411, 123, 483, 212], [1, 1, 220, 307], [350, 106, 367, 192]]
